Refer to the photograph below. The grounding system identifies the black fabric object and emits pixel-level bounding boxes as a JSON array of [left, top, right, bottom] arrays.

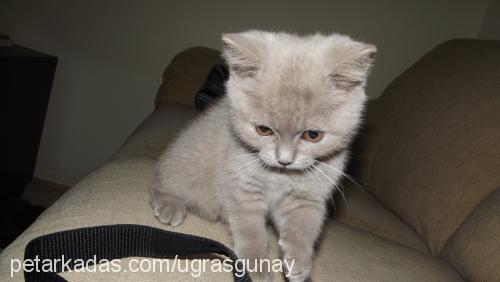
[[195, 64, 229, 110], [24, 224, 251, 282]]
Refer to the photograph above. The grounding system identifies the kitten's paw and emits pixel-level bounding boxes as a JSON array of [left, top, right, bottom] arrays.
[[284, 257, 311, 282], [152, 197, 186, 226], [286, 271, 309, 282]]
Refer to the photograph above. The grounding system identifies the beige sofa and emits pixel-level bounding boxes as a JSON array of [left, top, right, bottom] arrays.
[[1, 39, 498, 281]]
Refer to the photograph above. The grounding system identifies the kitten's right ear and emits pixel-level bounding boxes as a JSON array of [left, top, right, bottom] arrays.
[[222, 33, 261, 77]]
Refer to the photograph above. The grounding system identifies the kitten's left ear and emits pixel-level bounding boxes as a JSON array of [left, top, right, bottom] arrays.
[[330, 43, 377, 91]]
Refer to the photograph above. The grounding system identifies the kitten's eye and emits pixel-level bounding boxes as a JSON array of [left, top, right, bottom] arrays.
[[302, 130, 324, 142], [255, 125, 273, 136]]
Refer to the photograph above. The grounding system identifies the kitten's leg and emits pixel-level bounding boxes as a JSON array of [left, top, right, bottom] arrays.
[[272, 198, 326, 282], [227, 199, 271, 282], [150, 181, 186, 227]]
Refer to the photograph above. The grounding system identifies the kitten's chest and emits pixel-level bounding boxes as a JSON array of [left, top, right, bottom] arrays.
[[254, 171, 326, 206], [230, 156, 340, 205]]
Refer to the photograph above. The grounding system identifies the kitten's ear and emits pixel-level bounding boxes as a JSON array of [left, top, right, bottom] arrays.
[[330, 43, 377, 91], [222, 33, 261, 77]]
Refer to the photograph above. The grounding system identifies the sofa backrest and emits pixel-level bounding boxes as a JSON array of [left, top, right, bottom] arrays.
[[356, 39, 500, 278], [155, 46, 223, 108]]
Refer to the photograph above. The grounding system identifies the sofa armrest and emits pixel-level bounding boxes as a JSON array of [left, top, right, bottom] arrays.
[[111, 104, 198, 161]]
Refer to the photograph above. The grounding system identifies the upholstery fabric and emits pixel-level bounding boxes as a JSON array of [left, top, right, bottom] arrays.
[[313, 222, 460, 282], [441, 187, 500, 282], [0, 157, 460, 282], [335, 185, 428, 253], [155, 47, 224, 108], [357, 39, 500, 255], [111, 104, 198, 161]]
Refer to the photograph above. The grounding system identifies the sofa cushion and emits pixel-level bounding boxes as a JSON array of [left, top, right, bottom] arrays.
[[313, 222, 461, 282], [0, 158, 461, 281], [155, 47, 224, 108], [441, 187, 500, 282], [335, 185, 428, 253], [358, 39, 500, 255]]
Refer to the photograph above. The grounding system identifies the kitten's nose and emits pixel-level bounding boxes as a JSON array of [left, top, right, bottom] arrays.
[[278, 160, 292, 167], [276, 138, 296, 167]]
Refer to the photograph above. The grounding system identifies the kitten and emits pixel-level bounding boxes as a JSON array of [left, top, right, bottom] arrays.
[[151, 30, 376, 282]]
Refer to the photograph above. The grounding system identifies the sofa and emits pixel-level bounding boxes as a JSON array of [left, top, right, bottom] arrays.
[[1, 39, 498, 281]]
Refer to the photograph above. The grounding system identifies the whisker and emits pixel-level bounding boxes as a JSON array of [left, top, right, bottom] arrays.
[[246, 158, 263, 175], [312, 164, 350, 214], [308, 166, 324, 184], [235, 156, 261, 171], [309, 165, 337, 213], [232, 152, 259, 161], [314, 160, 365, 191], [306, 166, 337, 213]]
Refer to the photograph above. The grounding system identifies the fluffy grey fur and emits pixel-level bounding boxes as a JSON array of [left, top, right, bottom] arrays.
[[151, 30, 376, 282]]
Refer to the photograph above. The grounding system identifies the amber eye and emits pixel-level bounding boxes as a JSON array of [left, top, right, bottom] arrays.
[[302, 130, 324, 142], [255, 125, 273, 136]]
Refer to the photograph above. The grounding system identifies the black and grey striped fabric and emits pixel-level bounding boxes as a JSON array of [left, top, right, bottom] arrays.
[[195, 64, 229, 111]]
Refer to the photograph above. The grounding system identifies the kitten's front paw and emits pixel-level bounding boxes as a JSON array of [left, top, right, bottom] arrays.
[[284, 257, 312, 282], [151, 197, 186, 226]]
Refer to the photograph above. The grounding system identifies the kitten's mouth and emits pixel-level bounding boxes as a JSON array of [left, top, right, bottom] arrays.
[[257, 154, 311, 172], [263, 164, 311, 175], [276, 164, 294, 170], [261, 159, 307, 172]]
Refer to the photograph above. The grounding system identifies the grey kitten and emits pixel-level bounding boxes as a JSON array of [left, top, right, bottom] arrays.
[[151, 30, 376, 282]]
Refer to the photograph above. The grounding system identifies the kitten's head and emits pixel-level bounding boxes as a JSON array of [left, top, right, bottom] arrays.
[[222, 31, 376, 170]]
